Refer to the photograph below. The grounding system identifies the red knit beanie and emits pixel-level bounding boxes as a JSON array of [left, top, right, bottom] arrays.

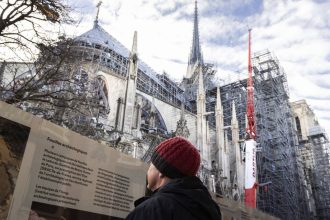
[[151, 137, 201, 178]]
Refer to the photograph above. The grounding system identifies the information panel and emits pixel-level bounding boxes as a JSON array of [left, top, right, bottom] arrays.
[[0, 101, 147, 220]]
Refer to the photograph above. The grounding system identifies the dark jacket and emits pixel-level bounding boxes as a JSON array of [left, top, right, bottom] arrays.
[[125, 176, 221, 220]]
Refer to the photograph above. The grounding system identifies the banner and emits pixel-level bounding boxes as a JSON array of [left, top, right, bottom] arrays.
[[0, 101, 147, 220], [244, 139, 257, 208], [244, 139, 257, 189]]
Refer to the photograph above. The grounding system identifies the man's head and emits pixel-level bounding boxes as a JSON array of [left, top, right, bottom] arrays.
[[147, 137, 201, 191]]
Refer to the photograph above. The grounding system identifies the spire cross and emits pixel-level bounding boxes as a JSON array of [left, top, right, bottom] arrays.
[[95, 1, 103, 22]]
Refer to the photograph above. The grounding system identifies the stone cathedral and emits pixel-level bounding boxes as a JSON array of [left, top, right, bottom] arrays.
[[70, 1, 245, 200]]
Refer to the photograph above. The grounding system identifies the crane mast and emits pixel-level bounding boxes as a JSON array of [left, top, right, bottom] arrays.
[[246, 29, 256, 140], [244, 29, 257, 208]]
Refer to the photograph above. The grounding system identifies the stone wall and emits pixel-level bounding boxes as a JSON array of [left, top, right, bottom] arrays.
[[137, 91, 198, 144]]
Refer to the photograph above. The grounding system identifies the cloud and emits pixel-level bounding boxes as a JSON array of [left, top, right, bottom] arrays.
[[153, 0, 187, 16], [200, 0, 264, 19]]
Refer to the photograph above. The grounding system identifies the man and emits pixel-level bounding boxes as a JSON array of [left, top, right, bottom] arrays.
[[126, 136, 221, 220]]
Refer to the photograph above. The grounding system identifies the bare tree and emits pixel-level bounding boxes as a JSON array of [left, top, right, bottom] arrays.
[[0, 38, 111, 140], [0, 0, 73, 60], [0, 1, 114, 140]]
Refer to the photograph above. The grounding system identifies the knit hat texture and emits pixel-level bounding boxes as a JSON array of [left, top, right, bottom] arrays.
[[151, 136, 201, 178]]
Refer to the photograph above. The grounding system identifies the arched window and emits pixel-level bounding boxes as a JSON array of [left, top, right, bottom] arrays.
[[295, 116, 302, 141], [95, 76, 110, 116], [139, 95, 167, 135]]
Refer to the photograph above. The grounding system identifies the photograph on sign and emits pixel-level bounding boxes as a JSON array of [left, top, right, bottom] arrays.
[[0, 116, 31, 219]]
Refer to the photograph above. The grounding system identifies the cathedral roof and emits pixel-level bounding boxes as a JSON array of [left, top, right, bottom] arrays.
[[75, 23, 130, 58], [75, 23, 161, 83]]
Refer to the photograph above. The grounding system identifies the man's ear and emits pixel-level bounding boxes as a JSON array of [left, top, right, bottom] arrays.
[[159, 172, 165, 179]]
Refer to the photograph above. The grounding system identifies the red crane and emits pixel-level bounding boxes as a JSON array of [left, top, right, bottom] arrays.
[[244, 29, 257, 209]]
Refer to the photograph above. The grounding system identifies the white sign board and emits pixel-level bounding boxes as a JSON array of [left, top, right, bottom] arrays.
[[0, 101, 147, 220], [244, 139, 257, 189]]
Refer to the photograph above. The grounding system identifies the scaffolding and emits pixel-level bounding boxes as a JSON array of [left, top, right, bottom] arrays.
[[252, 50, 307, 219], [202, 50, 308, 218], [300, 126, 330, 219], [72, 24, 187, 111], [207, 79, 247, 138]]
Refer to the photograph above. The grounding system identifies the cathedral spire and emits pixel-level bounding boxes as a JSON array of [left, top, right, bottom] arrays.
[[186, 0, 203, 78], [216, 86, 222, 112], [122, 31, 138, 133], [231, 100, 238, 127], [131, 31, 138, 56], [180, 102, 185, 121]]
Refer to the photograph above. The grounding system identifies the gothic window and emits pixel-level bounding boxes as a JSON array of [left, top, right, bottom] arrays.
[[295, 116, 302, 141], [95, 76, 110, 117], [139, 96, 167, 135]]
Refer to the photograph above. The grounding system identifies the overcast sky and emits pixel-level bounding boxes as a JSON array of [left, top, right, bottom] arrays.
[[64, 0, 330, 135]]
